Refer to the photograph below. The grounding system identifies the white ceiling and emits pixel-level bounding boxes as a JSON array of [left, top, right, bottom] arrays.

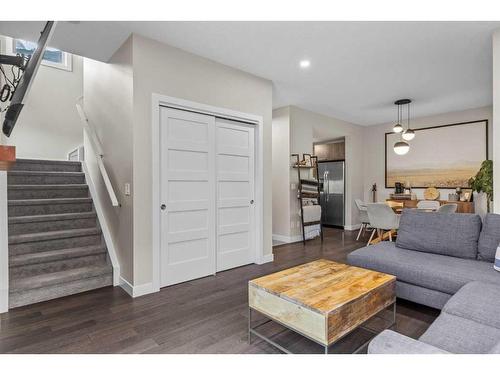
[[1, 21, 499, 125]]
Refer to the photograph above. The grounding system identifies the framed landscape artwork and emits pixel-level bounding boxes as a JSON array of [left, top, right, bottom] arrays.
[[385, 120, 488, 188]]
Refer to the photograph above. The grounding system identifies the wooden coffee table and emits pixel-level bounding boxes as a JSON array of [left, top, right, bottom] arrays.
[[248, 259, 396, 354]]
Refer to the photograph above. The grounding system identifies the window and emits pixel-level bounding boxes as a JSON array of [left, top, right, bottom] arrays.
[[13, 39, 72, 72]]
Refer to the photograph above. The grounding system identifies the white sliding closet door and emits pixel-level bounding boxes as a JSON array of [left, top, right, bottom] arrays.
[[160, 107, 216, 287], [215, 118, 255, 272]]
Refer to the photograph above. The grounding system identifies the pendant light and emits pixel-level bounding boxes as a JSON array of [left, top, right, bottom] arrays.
[[393, 103, 403, 133], [402, 99, 415, 141], [394, 140, 410, 155], [393, 99, 412, 155]]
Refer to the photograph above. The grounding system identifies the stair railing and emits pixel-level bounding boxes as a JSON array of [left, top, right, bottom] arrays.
[[75, 96, 120, 207]]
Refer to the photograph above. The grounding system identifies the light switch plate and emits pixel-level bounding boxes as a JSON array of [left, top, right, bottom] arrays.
[[124, 183, 131, 196]]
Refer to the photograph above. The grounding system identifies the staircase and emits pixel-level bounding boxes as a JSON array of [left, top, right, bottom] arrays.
[[7, 159, 113, 309]]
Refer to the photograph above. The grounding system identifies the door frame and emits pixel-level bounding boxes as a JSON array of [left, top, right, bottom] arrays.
[[151, 94, 264, 292]]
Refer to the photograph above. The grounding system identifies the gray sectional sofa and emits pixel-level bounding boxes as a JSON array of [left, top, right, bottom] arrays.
[[368, 281, 500, 354], [347, 210, 500, 354]]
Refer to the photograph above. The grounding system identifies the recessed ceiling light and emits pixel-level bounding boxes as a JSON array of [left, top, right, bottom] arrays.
[[299, 60, 311, 69]]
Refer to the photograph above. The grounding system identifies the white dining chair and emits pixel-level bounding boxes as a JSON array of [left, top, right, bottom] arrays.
[[438, 203, 458, 213], [416, 200, 440, 211], [366, 203, 400, 245], [355, 199, 373, 241]]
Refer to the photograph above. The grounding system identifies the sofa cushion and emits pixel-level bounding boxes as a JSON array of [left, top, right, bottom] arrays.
[[420, 312, 500, 353], [478, 213, 500, 261], [442, 281, 500, 329], [396, 281, 451, 310], [368, 329, 449, 354], [347, 242, 500, 295], [489, 341, 500, 354], [396, 210, 481, 259]]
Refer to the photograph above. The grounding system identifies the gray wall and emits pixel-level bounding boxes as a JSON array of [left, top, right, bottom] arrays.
[[83, 36, 134, 283], [362, 106, 493, 203], [289, 106, 365, 230], [131, 34, 273, 286], [82, 34, 273, 288], [271, 107, 291, 238]]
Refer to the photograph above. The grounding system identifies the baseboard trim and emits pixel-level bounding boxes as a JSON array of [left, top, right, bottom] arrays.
[[0, 288, 7, 314], [272, 234, 303, 244], [119, 277, 155, 298], [256, 253, 274, 264]]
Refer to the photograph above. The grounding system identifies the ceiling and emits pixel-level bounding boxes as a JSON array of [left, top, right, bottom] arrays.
[[1, 21, 499, 125]]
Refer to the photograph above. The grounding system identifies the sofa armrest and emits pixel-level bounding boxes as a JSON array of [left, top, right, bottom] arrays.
[[368, 330, 450, 354]]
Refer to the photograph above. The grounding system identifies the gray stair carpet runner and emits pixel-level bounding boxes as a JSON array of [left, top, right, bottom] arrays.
[[7, 159, 113, 308]]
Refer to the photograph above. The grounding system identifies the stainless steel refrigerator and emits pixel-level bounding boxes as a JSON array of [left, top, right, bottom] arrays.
[[318, 161, 345, 228]]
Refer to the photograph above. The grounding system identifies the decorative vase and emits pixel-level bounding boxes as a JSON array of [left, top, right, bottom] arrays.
[[473, 192, 488, 219]]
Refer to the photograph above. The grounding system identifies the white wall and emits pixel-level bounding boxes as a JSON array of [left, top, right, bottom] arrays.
[[493, 30, 500, 213], [363, 106, 492, 203], [83, 37, 134, 283], [271, 107, 291, 239], [132, 34, 273, 286], [0, 35, 83, 160]]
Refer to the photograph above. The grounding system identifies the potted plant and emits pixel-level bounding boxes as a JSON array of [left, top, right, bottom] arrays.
[[468, 160, 493, 216]]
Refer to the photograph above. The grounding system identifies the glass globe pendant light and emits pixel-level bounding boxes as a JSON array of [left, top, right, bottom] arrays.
[[394, 140, 410, 155], [393, 123, 403, 133], [402, 100, 415, 141], [402, 128, 415, 141], [393, 103, 403, 133], [393, 99, 412, 155]]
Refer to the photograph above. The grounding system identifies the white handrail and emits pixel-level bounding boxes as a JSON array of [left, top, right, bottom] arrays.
[[76, 97, 120, 207]]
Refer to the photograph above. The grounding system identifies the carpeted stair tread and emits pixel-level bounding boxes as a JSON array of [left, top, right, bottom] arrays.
[[9, 274, 112, 308], [11, 158, 81, 167], [9, 245, 107, 267], [7, 170, 85, 176], [9, 227, 101, 245], [8, 184, 88, 190], [8, 197, 92, 205], [10, 265, 112, 293], [13, 158, 80, 164], [9, 211, 97, 224]]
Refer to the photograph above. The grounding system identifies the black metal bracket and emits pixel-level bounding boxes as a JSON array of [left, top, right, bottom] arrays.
[[0, 54, 26, 69]]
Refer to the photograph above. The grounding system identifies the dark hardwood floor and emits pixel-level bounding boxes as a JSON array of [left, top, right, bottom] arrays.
[[0, 228, 439, 354]]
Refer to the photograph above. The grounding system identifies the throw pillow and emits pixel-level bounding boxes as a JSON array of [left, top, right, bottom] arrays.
[[495, 244, 500, 272]]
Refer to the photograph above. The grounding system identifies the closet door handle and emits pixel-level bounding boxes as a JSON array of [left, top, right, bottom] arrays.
[[160, 204, 166, 210], [250, 200, 254, 205]]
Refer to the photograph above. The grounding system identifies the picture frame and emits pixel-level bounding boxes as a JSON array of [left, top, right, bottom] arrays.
[[385, 120, 488, 188]]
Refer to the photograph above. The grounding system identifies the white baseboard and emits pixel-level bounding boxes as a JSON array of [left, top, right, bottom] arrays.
[[256, 253, 274, 264], [0, 288, 7, 314], [272, 234, 302, 244], [119, 277, 155, 298]]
